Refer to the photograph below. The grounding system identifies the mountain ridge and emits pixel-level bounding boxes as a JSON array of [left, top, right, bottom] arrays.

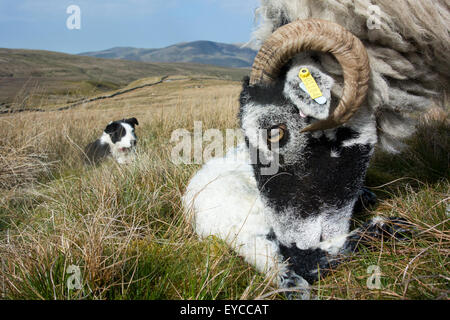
[[79, 40, 257, 68]]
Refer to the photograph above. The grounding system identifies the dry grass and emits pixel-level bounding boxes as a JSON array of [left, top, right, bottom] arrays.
[[0, 113, 55, 190], [0, 76, 448, 300], [0, 142, 50, 190], [312, 182, 449, 299]]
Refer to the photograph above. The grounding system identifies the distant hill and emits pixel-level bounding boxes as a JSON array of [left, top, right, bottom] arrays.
[[79, 41, 257, 68], [0, 48, 250, 105]]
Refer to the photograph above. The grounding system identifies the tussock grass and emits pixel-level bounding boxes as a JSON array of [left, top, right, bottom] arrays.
[[314, 182, 449, 299], [0, 116, 54, 190], [0, 142, 51, 190], [368, 117, 449, 187], [0, 78, 448, 300]]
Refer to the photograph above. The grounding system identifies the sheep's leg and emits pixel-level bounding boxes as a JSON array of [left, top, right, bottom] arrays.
[[277, 216, 413, 290]]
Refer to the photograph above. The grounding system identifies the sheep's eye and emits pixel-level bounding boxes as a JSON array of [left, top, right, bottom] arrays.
[[267, 124, 286, 143]]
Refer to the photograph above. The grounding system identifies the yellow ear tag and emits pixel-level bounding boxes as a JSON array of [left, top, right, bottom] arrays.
[[298, 68, 325, 101]]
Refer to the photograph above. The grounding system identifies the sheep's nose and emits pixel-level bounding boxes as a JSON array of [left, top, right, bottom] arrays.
[[131, 140, 137, 147]]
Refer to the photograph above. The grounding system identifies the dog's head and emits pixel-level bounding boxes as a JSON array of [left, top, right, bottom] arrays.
[[102, 117, 139, 163]]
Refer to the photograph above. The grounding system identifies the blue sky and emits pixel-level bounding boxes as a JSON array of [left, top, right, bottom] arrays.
[[0, 0, 260, 54]]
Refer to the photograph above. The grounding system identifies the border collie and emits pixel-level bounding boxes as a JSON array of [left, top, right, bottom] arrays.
[[84, 117, 139, 165]]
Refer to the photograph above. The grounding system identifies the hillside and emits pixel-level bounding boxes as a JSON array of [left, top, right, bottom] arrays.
[[0, 48, 250, 106], [79, 41, 257, 68]]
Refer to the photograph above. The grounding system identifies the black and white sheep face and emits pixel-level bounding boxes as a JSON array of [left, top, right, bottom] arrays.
[[239, 55, 336, 168], [239, 58, 374, 222], [234, 60, 383, 288]]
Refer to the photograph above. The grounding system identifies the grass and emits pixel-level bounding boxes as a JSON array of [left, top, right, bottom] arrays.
[[0, 77, 448, 300]]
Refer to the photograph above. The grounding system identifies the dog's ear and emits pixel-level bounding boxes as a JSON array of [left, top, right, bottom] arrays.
[[105, 122, 120, 134], [123, 117, 139, 127]]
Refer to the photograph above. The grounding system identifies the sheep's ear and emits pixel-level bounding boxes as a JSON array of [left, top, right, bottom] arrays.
[[124, 117, 139, 127], [105, 122, 120, 134], [283, 59, 334, 120]]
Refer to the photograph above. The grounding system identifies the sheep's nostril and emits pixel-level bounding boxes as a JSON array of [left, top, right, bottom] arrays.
[[131, 140, 137, 147]]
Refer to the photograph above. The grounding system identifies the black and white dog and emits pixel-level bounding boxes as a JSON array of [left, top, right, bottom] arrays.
[[84, 117, 139, 165]]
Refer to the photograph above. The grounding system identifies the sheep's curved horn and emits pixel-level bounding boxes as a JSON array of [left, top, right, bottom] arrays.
[[250, 19, 370, 132]]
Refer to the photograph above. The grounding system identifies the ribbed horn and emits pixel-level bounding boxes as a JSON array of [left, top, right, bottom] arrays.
[[250, 19, 370, 132]]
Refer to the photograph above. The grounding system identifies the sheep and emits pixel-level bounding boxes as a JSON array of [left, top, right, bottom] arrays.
[[182, 0, 449, 298]]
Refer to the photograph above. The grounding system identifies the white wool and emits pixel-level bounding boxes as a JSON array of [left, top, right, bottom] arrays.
[[182, 144, 284, 275], [317, 234, 348, 256], [247, 0, 450, 153], [265, 202, 353, 250], [330, 149, 340, 158], [342, 107, 378, 147]]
